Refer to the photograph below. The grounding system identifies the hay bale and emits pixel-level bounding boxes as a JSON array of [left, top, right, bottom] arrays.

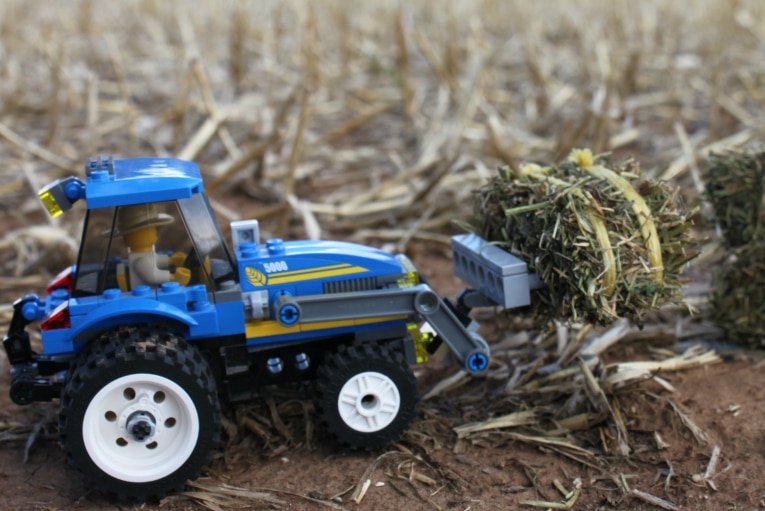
[[708, 242, 765, 347], [473, 149, 696, 325], [705, 150, 765, 248], [705, 149, 765, 346]]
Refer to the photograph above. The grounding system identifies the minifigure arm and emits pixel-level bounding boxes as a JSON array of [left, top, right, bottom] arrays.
[[155, 252, 187, 269], [155, 253, 170, 269], [130, 252, 172, 287], [129, 250, 190, 287], [168, 251, 187, 268]]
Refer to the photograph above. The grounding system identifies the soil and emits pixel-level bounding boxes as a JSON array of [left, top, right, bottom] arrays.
[[2, 252, 765, 511]]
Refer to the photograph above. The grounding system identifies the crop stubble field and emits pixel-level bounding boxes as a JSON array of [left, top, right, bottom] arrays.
[[1, 0, 765, 509]]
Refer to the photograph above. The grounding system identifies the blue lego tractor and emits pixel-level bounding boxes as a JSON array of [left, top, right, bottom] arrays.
[[2, 157, 538, 499]]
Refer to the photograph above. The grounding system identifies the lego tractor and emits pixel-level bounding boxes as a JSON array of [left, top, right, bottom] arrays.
[[3, 157, 538, 499]]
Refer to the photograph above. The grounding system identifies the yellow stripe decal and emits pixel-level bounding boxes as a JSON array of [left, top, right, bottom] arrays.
[[269, 263, 352, 278], [268, 266, 369, 285]]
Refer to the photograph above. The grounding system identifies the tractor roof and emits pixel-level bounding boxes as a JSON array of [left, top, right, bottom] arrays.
[[83, 157, 204, 209]]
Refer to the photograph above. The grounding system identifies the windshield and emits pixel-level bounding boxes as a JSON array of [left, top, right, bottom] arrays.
[[177, 193, 237, 288], [73, 207, 117, 297]]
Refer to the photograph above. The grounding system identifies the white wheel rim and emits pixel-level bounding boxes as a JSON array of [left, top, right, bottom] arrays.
[[82, 373, 199, 483], [337, 371, 401, 433]]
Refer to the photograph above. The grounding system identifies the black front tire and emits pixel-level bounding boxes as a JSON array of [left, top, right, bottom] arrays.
[[59, 328, 221, 500], [316, 343, 419, 449]]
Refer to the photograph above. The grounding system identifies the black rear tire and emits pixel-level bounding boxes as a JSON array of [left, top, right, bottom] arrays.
[[59, 327, 220, 500], [316, 343, 418, 449]]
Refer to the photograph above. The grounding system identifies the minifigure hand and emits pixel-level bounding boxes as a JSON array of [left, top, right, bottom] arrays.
[[169, 251, 187, 268], [172, 267, 191, 286]]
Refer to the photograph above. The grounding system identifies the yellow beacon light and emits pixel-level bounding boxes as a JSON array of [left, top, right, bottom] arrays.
[[37, 176, 85, 218], [39, 189, 64, 217]]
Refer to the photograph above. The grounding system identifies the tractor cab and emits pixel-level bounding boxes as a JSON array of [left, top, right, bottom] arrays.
[[73, 195, 237, 297], [41, 157, 238, 299], [22, 157, 246, 358]]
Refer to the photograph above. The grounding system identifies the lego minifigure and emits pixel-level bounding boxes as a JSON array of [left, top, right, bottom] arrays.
[[115, 203, 191, 288]]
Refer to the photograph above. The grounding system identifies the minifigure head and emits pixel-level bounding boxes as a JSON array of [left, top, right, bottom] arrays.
[[114, 204, 174, 250]]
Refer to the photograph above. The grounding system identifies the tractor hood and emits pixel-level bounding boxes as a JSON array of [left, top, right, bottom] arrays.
[[236, 238, 415, 295]]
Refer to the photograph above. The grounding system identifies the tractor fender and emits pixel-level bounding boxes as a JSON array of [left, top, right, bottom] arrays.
[[71, 299, 198, 340]]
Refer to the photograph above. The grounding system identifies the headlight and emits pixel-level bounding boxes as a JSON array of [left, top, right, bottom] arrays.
[[395, 255, 420, 287]]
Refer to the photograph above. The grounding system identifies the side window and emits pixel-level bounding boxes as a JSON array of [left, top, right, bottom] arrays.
[[73, 207, 117, 297]]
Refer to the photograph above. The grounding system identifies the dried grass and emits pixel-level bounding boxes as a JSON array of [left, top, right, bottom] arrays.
[[705, 150, 765, 248], [425, 318, 719, 459], [0, 1, 761, 267], [704, 150, 765, 346], [708, 242, 765, 346]]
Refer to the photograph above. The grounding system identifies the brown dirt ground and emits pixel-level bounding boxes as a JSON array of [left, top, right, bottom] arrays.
[[2, 251, 765, 511]]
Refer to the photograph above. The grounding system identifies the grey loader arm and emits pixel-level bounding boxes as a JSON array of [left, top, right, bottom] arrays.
[[274, 284, 491, 374]]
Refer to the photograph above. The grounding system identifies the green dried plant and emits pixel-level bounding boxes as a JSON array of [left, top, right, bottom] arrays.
[[472, 149, 697, 325], [705, 149, 765, 346], [706, 150, 765, 248], [708, 242, 765, 347]]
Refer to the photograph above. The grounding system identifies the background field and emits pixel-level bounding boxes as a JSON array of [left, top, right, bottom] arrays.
[[1, 1, 764, 509]]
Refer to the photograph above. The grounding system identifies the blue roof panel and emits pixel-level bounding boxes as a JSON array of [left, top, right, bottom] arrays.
[[85, 157, 204, 208]]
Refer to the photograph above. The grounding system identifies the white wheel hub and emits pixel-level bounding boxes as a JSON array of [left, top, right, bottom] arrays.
[[337, 371, 401, 433], [82, 373, 199, 483]]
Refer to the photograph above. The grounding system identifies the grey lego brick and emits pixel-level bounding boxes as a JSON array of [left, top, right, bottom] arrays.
[[451, 233, 532, 309]]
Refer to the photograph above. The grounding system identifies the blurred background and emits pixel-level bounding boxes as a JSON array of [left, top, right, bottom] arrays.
[[1, 0, 762, 279]]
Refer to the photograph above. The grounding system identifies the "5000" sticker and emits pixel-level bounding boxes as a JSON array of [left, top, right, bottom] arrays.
[[263, 261, 288, 273]]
